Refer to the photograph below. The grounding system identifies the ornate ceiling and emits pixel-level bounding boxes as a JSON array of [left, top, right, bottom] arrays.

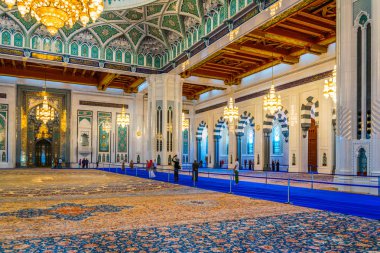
[[0, 0, 204, 57]]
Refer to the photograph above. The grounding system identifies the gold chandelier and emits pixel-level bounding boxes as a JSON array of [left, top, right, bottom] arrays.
[[102, 121, 112, 133], [182, 113, 189, 130], [323, 65, 336, 103], [223, 96, 239, 123], [117, 106, 130, 128], [36, 93, 55, 124], [263, 53, 281, 114], [3, 0, 104, 35], [36, 74, 55, 124]]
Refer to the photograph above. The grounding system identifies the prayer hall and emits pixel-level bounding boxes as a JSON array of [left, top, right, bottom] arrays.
[[0, 0, 379, 251]]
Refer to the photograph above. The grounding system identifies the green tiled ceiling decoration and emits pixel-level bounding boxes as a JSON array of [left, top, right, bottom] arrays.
[[0, 0, 258, 69]]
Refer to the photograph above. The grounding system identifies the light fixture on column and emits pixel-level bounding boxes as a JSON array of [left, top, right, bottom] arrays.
[[223, 93, 239, 123], [102, 121, 111, 133], [323, 65, 336, 103], [36, 73, 55, 124], [263, 52, 281, 115], [2, 0, 104, 35], [182, 112, 189, 130], [117, 89, 129, 128]]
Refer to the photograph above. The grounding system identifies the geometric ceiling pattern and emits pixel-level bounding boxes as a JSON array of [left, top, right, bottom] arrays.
[[181, 0, 337, 85], [0, 0, 203, 56]]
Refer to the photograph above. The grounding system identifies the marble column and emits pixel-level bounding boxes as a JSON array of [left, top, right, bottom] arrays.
[[227, 121, 237, 169], [146, 74, 183, 165]]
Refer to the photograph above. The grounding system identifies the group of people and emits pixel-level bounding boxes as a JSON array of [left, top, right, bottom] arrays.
[[271, 160, 280, 171], [52, 158, 63, 168], [243, 160, 254, 170], [78, 158, 89, 168]]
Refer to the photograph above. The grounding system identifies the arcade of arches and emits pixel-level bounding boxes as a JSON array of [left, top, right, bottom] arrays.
[[0, 0, 377, 192], [0, 0, 379, 251]]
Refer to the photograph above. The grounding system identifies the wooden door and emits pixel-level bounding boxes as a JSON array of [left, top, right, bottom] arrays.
[[308, 119, 318, 171]]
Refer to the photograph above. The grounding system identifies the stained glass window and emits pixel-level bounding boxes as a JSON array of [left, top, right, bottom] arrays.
[[14, 33, 23, 47]]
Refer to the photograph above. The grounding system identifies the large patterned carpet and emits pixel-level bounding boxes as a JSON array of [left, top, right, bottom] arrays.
[[0, 169, 379, 252]]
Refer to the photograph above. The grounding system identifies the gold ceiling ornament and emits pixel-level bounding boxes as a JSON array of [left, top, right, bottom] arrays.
[[182, 113, 189, 130], [2, 0, 104, 35], [263, 52, 281, 115], [36, 74, 55, 124], [102, 121, 112, 133], [323, 65, 337, 103], [223, 92, 239, 123], [117, 106, 130, 128]]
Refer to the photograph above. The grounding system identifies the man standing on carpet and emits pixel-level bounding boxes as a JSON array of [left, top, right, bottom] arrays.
[[172, 155, 180, 183], [233, 158, 239, 185], [192, 160, 199, 183]]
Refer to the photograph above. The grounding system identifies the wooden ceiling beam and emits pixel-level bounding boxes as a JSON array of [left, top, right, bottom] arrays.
[[297, 11, 335, 26], [277, 23, 325, 38], [123, 77, 145, 93], [206, 62, 246, 71], [287, 17, 334, 32], [237, 59, 282, 79], [97, 73, 119, 91], [223, 54, 263, 64], [201, 65, 241, 74]]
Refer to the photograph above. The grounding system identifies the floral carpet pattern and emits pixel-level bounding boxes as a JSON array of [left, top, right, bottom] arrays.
[[0, 203, 133, 221], [0, 169, 379, 252]]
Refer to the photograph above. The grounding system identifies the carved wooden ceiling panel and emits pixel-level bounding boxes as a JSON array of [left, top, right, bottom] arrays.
[[181, 0, 336, 86]]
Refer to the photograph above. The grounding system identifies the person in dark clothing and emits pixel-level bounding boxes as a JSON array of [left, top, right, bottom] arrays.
[[96, 160, 99, 168], [82, 158, 85, 169], [172, 155, 180, 182], [244, 160, 247, 169], [192, 160, 199, 182], [248, 160, 252, 170], [271, 160, 275, 171], [276, 160, 280, 172], [85, 158, 89, 168]]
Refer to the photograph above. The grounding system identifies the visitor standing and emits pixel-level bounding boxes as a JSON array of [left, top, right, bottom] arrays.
[[129, 160, 134, 169], [149, 159, 156, 178], [192, 160, 199, 182], [271, 160, 275, 171], [233, 158, 239, 185], [248, 160, 252, 170], [58, 157, 62, 169], [78, 159, 81, 168], [96, 160, 99, 168], [276, 160, 280, 172], [244, 160, 247, 169], [82, 159, 85, 169], [172, 155, 180, 182], [85, 158, 89, 168], [122, 161, 125, 171]]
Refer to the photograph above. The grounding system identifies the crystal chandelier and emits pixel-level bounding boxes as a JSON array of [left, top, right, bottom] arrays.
[[182, 113, 189, 130], [223, 97, 239, 123], [263, 53, 281, 114], [102, 121, 112, 133], [323, 65, 337, 103], [36, 74, 55, 124], [2, 0, 104, 35], [117, 106, 130, 128]]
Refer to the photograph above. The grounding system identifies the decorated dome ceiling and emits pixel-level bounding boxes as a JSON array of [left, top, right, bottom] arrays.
[[0, 0, 204, 57]]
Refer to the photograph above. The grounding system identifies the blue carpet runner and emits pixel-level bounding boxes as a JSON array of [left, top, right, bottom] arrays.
[[98, 167, 380, 220]]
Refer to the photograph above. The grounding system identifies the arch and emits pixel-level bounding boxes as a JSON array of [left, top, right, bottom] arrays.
[[213, 117, 228, 138], [357, 147, 367, 176], [106, 48, 114, 61], [81, 43, 89, 57], [31, 36, 40, 50], [219, 6, 226, 23], [42, 37, 52, 51], [13, 33, 23, 47], [229, 0, 237, 17], [54, 39, 63, 53], [236, 111, 255, 135], [196, 121, 208, 165], [1, 31, 11, 45], [91, 46, 99, 59], [196, 121, 208, 140], [146, 54, 153, 67], [214, 117, 228, 168], [70, 42, 79, 56], [154, 55, 161, 68], [301, 96, 319, 136], [125, 51, 132, 64], [137, 53, 144, 65], [212, 12, 218, 29], [238, 0, 245, 10], [205, 17, 212, 34], [115, 49, 123, 62], [263, 108, 289, 141]]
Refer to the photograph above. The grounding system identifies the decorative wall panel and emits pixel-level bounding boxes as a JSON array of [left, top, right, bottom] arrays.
[[0, 104, 8, 162], [97, 112, 111, 163], [77, 110, 93, 161]]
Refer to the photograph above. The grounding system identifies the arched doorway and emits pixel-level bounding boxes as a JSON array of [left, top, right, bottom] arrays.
[[219, 126, 228, 168], [200, 127, 208, 166], [35, 139, 52, 167], [308, 118, 318, 172]]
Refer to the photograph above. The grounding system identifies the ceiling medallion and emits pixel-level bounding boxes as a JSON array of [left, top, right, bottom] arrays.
[[2, 0, 104, 35]]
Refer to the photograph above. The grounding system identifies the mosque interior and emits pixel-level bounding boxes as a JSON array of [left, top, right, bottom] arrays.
[[0, 0, 379, 251]]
